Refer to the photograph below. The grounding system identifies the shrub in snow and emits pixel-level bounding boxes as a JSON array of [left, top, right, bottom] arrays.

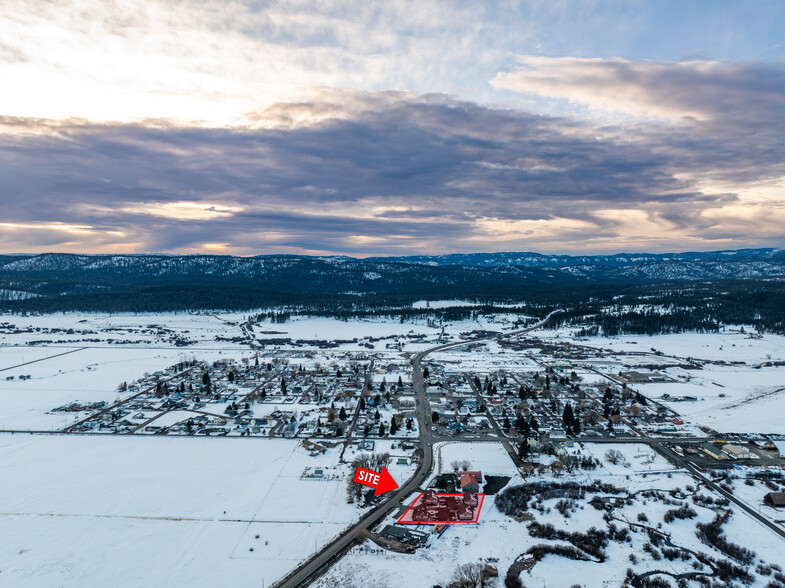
[[695, 510, 755, 566]]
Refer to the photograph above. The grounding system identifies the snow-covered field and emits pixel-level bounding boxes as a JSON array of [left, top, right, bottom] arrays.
[[547, 328, 785, 364], [0, 435, 362, 587], [433, 441, 513, 479], [0, 347, 232, 431], [645, 366, 785, 433], [430, 345, 542, 372]]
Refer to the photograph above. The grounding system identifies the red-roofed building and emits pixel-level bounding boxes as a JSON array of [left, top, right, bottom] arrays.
[[460, 472, 480, 493]]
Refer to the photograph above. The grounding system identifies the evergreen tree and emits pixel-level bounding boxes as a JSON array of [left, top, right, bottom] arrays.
[[432, 411, 440, 423], [339, 406, 347, 420], [518, 440, 529, 459], [562, 403, 574, 429], [378, 422, 386, 436]]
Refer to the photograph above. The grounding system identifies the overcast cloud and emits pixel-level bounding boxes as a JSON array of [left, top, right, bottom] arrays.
[[1, 1, 784, 255]]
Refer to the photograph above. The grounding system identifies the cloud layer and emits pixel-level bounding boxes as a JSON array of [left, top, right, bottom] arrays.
[[2, 2, 785, 255], [2, 76, 784, 255]]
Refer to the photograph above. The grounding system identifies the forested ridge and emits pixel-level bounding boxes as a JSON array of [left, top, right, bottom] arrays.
[[0, 253, 783, 334]]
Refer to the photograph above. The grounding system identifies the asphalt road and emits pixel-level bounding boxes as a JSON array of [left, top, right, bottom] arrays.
[[0, 346, 86, 373]]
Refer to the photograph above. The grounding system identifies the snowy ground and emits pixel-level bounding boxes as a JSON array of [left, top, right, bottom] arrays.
[[432, 441, 514, 479], [0, 346, 234, 431], [429, 345, 542, 372], [0, 435, 360, 587], [640, 366, 785, 433], [543, 327, 785, 366]]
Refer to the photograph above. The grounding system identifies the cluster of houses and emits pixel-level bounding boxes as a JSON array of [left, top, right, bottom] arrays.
[[422, 357, 682, 447], [55, 353, 426, 441]]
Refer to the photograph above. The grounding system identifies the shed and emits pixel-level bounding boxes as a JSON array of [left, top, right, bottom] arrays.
[[763, 492, 785, 508], [771, 440, 785, 458]]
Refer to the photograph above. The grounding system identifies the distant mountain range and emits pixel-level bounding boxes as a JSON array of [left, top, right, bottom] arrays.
[[1, 249, 783, 311], [366, 248, 785, 268]]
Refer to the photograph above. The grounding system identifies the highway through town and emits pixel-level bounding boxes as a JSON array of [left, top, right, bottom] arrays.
[[273, 310, 563, 588]]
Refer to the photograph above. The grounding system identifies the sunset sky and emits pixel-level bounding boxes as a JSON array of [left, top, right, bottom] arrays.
[[1, 0, 784, 256]]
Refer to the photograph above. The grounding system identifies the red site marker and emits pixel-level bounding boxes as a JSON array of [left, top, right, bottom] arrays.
[[353, 466, 399, 496]]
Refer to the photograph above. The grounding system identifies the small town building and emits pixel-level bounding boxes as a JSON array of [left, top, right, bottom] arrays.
[[460, 472, 480, 493], [722, 444, 750, 459], [767, 440, 785, 458], [462, 491, 478, 507], [700, 443, 727, 460], [423, 489, 440, 506], [763, 492, 785, 508], [381, 525, 429, 546]]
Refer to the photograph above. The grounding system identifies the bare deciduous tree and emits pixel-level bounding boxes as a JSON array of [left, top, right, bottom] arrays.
[[345, 452, 391, 501], [449, 562, 490, 588]]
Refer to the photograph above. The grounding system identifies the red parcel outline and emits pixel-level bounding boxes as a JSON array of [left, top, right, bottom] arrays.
[[397, 493, 485, 524]]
